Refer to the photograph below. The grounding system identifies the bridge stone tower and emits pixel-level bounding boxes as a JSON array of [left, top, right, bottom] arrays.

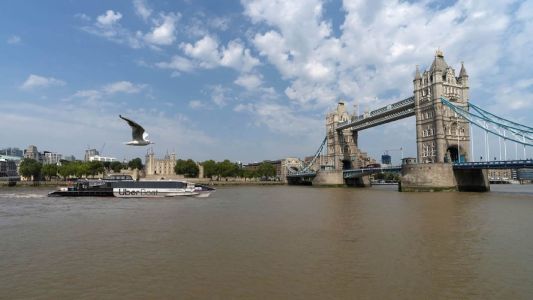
[[325, 101, 374, 170], [414, 50, 471, 163]]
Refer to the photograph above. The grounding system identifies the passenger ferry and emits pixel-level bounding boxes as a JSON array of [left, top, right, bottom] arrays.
[[48, 175, 215, 198]]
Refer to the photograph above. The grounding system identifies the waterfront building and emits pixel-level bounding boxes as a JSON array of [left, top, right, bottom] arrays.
[[0, 155, 20, 177], [84, 149, 99, 161], [88, 155, 117, 162], [24, 145, 42, 162], [145, 149, 177, 176], [488, 169, 513, 181], [43, 151, 62, 165]]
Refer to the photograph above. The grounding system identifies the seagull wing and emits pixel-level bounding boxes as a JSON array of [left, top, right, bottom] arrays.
[[119, 115, 145, 141]]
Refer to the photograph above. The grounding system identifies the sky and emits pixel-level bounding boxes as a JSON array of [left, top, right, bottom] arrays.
[[1, 0, 532, 164]]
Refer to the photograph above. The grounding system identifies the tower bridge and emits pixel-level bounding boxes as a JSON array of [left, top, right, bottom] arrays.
[[287, 50, 533, 191]]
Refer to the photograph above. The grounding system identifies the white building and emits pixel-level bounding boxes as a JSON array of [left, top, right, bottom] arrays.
[[88, 155, 117, 162]]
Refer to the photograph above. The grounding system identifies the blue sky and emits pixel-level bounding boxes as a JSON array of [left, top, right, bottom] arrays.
[[1, 0, 532, 163]]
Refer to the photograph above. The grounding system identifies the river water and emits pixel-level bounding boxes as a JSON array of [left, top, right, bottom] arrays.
[[1, 185, 532, 299]]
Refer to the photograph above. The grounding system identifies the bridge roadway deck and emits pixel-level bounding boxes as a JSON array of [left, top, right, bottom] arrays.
[[336, 96, 415, 131], [343, 166, 402, 178], [287, 160, 533, 180]]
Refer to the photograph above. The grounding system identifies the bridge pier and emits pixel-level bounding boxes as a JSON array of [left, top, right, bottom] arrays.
[[454, 169, 490, 192], [345, 176, 371, 187], [312, 170, 344, 186], [399, 162, 490, 192]]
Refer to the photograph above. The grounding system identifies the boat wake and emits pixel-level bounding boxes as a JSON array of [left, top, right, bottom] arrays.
[[0, 193, 45, 199]]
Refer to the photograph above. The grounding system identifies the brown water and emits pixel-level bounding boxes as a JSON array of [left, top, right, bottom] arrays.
[[1, 185, 533, 299]]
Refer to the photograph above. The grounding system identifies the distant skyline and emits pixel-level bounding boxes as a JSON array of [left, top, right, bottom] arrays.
[[1, 0, 532, 164]]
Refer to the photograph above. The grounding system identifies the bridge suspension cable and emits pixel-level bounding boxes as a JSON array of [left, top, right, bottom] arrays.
[[441, 97, 533, 147], [287, 137, 327, 175]]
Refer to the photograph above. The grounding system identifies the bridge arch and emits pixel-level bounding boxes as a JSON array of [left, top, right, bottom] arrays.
[[446, 144, 467, 163]]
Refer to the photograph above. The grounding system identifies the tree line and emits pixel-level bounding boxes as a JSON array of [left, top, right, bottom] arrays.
[[18, 157, 278, 181], [174, 159, 276, 180], [18, 158, 144, 180]]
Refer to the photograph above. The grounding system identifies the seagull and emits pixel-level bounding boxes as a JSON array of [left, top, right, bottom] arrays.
[[119, 115, 153, 146]]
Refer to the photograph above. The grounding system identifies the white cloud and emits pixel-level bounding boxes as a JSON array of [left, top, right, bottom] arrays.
[[72, 81, 147, 103], [103, 81, 146, 94], [210, 85, 231, 107], [235, 101, 322, 137], [181, 35, 221, 68], [97, 10, 122, 26], [74, 13, 91, 21], [7, 35, 21, 45], [83, 8, 178, 49], [234, 73, 262, 90], [220, 40, 260, 72], [189, 100, 204, 109], [241, 0, 533, 114], [20, 74, 66, 90], [134, 0, 152, 20], [144, 13, 179, 46], [179, 36, 260, 73], [73, 89, 102, 101], [155, 55, 195, 73]]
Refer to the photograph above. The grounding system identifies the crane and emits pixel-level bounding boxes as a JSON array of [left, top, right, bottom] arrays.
[[383, 148, 403, 158], [100, 143, 106, 156]]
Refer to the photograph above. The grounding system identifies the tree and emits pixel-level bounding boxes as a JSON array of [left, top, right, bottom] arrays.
[[75, 162, 89, 178], [41, 164, 58, 180], [257, 162, 276, 178], [202, 160, 218, 179], [243, 169, 257, 181], [128, 158, 143, 170], [19, 158, 42, 181], [217, 160, 239, 178], [175, 159, 199, 178], [87, 161, 105, 178], [110, 161, 123, 173]]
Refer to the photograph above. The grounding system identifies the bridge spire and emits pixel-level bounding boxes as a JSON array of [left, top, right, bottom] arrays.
[[459, 61, 468, 78], [415, 65, 421, 80]]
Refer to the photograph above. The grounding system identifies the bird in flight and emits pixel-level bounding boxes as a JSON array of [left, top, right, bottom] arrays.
[[119, 115, 153, 146]]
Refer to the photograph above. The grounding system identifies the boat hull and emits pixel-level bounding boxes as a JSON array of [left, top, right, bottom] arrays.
[[48, 180, 215, 198]]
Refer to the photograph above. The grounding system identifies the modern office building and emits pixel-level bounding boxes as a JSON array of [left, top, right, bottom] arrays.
[[0, 147, 23, 157]]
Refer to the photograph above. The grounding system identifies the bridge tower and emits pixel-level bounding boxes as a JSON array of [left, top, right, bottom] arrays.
[[414, 50, 471, 163], [325, 101, 374, 170]]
